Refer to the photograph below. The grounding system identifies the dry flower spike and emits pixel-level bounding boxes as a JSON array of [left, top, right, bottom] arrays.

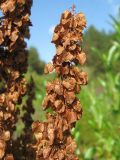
[[0, 0, 32, 159], [32, 8, 88, 160]]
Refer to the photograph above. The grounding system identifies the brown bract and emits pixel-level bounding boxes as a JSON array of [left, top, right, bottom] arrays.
[[44, 62, 54, 74], [32, 9, 87, 160], [4, 154, 14, 160], [0, 0, 15, 14]]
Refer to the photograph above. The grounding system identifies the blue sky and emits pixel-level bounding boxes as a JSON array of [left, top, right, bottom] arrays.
[[28, 0, 120, 62], [0, 1, 120, 62]]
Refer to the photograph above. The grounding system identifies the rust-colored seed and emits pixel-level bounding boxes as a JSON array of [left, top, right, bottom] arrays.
[[32, 10, 88, 160]]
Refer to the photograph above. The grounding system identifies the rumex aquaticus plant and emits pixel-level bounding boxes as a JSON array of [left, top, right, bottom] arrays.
[[32, 8, 88, 160], [0, 0, 33, 159], [0, 1, 88, 159]]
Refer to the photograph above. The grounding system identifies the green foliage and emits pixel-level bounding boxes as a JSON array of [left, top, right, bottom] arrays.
[[28, 46, 45, 74], [72, 14, 120, 160], [83, 25, 114, 74]]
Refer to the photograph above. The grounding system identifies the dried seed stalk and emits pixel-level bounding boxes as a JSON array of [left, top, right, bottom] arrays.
[[12, 78, 35, 160], [32, 10, 88, 160], [0, 0, 32, 159]]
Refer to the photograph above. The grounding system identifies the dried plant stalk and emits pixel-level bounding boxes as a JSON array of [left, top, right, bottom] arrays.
[[32, 9, 88, 160], [0, 0, 32, 159], [12, 78, 35, 160]]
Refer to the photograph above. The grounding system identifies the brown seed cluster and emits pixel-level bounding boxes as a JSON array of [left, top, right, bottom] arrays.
[[32, 10, 88, 160], [12, 78, 35, 160], [0, 0, 32, 159]]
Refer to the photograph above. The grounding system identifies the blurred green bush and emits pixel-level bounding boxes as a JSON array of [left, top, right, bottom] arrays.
[[72, 13, 120, 160]]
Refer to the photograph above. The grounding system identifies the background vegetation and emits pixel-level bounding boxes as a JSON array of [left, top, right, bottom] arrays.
[[23, 12, 120, 159]]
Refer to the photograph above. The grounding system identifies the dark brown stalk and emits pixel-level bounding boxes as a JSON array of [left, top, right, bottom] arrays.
[[0, 0, 32, 159], [11, 77, 35, 160]]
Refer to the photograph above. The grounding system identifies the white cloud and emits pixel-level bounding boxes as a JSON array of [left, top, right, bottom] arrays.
[[49, 25, 55, 35]]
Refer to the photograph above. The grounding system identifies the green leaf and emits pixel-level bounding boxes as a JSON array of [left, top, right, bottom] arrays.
[[84, 147, 96, 159], [107, 42, 117, 66]]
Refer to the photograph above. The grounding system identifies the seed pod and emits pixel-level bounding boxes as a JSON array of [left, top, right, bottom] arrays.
[[0, 139, 6, 159]]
